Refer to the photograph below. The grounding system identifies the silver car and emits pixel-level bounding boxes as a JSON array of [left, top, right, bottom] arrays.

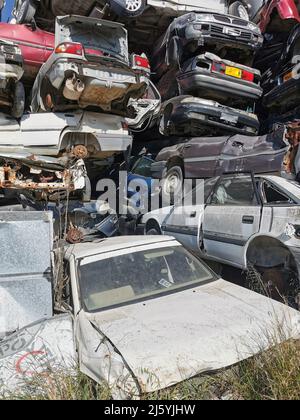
[[31, 16, 151, 116], [142, 174, 300, 308]]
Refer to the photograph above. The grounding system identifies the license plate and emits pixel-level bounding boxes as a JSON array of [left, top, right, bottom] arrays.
[[283, 71, 293, 82], [225, 66, 242, 78], [221, 112, 238, 124]]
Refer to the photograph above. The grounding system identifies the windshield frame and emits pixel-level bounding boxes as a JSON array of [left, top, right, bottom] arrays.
[[76, 243, 218, 313]]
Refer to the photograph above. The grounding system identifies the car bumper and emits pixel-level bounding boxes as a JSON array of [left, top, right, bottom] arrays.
[[185, 21, 262, 51], [178, 71, 263, 101], [49, 59, 141, 91], [167, 101, 259, 136]]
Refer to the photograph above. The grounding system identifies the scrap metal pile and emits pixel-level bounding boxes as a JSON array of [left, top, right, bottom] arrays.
[[1, 0, 300, 400]]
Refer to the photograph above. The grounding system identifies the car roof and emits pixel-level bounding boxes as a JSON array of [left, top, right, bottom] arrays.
[[64, 236, 178, 261]]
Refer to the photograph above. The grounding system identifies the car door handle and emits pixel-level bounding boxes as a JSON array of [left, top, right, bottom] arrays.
[[184, 144, 192, 149], [190, 211, 197, 218], [242, 215, 254, 224]]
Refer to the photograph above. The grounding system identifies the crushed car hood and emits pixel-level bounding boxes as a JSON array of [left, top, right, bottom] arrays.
[[87, 279, 300, 394]]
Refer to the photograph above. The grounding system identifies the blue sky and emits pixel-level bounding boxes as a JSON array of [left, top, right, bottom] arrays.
[[1, 0, 13, 22]]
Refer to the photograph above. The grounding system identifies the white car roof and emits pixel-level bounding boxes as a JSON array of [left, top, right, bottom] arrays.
[[65, 236, 178, 260]]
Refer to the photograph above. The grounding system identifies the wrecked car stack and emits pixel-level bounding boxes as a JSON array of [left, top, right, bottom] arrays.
[[153, 10, 263, 137], [0, 13, 159, 202], [1, 0, 300, 401]]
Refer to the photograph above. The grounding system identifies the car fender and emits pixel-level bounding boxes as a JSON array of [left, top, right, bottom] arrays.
[[244, 231, 299, 270], [142, 207, 173, 232]]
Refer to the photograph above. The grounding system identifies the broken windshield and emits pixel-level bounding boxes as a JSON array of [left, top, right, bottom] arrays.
[[78, 246, 215, 312]]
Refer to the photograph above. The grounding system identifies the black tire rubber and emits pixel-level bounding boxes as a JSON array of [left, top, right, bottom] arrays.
[[229, 2, 249, 20], [11, 81, 25, 119], [16, 0, 37, 24], [146, 227, 160, 235], [109, 0, 146, 18]]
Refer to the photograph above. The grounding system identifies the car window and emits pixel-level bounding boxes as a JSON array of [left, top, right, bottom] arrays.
[[262, 181, 296, 205], [178, 177, 219, 207], [79, 246, 215, 312], [132, 156, 153, 178], [210, 175, 259, 206]]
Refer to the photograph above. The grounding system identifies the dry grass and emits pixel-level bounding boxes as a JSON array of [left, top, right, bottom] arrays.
[[2, 339, 299, 400]]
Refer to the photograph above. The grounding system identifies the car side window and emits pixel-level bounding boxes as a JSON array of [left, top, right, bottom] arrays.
[[262, 181, 295, 205], [210, 175, 259, 206], [132, 157, 153, 177]]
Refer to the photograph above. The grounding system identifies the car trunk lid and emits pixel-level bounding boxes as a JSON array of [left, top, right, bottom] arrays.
[[55, 15, 129, 65]]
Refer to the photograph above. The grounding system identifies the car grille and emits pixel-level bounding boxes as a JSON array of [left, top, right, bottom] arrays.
[[213, 14, 231, 24], [240, 32, 252, 40], [232, 18, 249, 27], [213, 14, 251, 28], [211, 25, 224, 34], [210, 25, 253, 41]]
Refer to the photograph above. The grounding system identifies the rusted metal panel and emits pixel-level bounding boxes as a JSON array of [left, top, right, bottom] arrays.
[[0, 314, 76, 395]]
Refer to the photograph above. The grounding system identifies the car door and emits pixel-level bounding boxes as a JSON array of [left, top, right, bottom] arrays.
[[203, 173, 262, 268], [162, 178, 218, 253]]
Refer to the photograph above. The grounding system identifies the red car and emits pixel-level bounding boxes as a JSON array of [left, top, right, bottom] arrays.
[[259, 0, 300, 33], [0, 23, 54, 84]]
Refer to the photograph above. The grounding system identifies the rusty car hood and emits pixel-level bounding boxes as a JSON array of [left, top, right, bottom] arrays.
[[87, 279, 300, 394]]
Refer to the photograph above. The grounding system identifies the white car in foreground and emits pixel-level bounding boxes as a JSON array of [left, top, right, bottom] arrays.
[[1, 234, 299, 399]]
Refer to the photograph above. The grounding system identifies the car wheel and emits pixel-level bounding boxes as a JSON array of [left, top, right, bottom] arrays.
[[11, 82, 25, 119], [229, 2, 249, 21], [161, 165, 184, 205], [146, 221, 161, 235], [109, 0, 146, 17], [16, 0, 37, 24]]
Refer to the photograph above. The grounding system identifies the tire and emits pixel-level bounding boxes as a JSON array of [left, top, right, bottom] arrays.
[[16, 0, 37, 24], [11, 81, 25, 119], [109, 0, 146, 18], [161, 165, 184, 205], [229, 2, 249, 21], [146, 221, 161, 235]]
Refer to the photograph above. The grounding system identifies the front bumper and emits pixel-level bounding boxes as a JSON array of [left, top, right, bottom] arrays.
[[184, 15, 263, 51], [165, 100, 259, 136], [178, 71, 263, 101]]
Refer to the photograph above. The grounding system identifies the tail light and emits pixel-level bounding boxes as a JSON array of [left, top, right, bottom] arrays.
[[55, 42, 83, 56], [84, 47, 104, 57], [212, 62, 255, 82], [122, 121, 129, 130], [241, 70, 255, 82], [131, 53, 151, 74]]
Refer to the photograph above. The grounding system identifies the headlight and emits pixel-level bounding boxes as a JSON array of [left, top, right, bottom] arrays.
[[248, 22, 259, 32], [181, 97, 217, 106], [195, 14, 214, 23]]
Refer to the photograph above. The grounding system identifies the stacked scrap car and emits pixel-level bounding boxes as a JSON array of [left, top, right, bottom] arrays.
[[152, 10, 263, 138]]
